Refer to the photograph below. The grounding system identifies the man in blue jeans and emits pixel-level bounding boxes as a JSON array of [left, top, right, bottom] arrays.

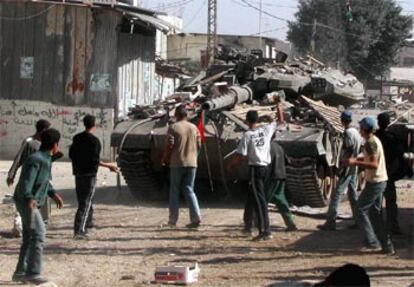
[[318, 111, 361, 230], [344, 117, 395, 255], [12, 129, 64, 284], [162, 105, 201, 228]]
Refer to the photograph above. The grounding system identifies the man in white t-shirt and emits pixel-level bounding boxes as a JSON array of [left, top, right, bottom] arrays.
[[227, 103, 283, 241]]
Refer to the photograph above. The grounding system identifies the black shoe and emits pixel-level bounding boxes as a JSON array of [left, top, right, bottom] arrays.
[[383, 245, 396, 255], [186, 221, 200, 229], [252, 233, 273, 241], [317, 223, 336, 231], [285, 225, 298, 232], [24, 275, 50, 285], [86, 223, 97, 229], [161, 222, 176, 228], [241, 228, 253, 236], [12, 272, 25, 282], [73, 233, 88, 240]]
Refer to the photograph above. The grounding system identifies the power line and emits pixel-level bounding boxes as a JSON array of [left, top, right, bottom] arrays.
[[148, 0, 195, 11], [236, 0, 372, 39], [182, 0, 206, 30], [237, 0, 297, 9], [248, 26, 287, 36]]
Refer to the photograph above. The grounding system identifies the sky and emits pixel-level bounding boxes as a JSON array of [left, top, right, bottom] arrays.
[[141, 0, 414, 41]]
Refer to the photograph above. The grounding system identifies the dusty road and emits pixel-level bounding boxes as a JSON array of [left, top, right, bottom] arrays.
[[0, 161, 413, 287]]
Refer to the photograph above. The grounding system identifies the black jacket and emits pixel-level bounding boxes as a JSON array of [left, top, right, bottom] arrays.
[[268, 142, 287, 180], [69, 131, 101, 176], [375, 128, 412, 181]]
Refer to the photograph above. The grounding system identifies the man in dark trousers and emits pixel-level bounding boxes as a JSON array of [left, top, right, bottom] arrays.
[[227, 100, 283, 241], [244, 141, 297, 233], [69, 114, 118, 239], [7, 119, 52, 237], [376, 112, 410, 234], [12, 129, 63, 285]]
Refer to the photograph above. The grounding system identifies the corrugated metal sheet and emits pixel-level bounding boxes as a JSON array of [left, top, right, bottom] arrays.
[[0, 2, 158, 114], [301, 96, 344, 134], [117, 33, 156, 117]]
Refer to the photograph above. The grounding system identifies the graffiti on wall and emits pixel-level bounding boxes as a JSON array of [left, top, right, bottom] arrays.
[[0, 100, 113, 159]]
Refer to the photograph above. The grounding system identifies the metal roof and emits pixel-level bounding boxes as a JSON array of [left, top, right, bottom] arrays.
[[21, 0, 176, 33]]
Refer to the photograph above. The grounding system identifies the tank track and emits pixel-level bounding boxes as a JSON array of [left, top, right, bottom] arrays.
[[285, 157, 328, 208], [118, 149, 164, 200]]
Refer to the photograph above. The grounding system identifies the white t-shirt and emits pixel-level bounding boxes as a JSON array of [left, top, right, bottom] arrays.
[[236, 122, 277, 166]]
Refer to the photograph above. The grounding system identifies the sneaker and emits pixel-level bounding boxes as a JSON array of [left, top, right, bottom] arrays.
[[252, 234, 273, 241], [360, 244, 382, 252], [186, 221, 200, 229], [11, 227, 22, 238], [24, 275, 50, 285], [285, 225, 298, 232], [383, 246, 396, 255], [161, 222, 176, 228], [73, 233, 88, 240], [262, 234, 273, 241], [241, 228, 253, 236], [317, 223, 336, 231], [87, 223, 97, 229], [12, 272, 25, 282]]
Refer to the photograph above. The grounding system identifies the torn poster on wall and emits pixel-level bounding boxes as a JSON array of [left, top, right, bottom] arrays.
[[90, 73, 111, 92], [20, 57, 34, 79]]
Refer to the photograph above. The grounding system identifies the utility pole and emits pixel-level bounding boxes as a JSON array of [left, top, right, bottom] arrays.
[[207, 0, 217, 66], [258, 0, 262, 51]]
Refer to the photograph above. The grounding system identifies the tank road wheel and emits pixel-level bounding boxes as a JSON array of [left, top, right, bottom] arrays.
[[118, 149, 166, 201], [317, 164, 335, 205]]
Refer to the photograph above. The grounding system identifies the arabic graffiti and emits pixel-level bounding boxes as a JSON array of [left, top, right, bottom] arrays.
[[0, 100, 113, 159]]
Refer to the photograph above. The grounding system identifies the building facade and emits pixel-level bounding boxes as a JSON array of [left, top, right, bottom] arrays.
[[0, 0, 174, 159]]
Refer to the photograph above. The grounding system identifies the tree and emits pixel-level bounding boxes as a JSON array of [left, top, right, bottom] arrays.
[[288, 0, 413, 81]]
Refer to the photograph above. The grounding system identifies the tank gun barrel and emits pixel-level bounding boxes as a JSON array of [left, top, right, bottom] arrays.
[[202, 86, 252, 111]]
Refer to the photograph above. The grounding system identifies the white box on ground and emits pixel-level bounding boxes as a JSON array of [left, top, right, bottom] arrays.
[[154, 263, 200, 285]]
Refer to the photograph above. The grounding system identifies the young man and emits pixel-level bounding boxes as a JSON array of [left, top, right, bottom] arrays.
[[69, 115, 118, 238], [376, 112, 407, 235], [318, 111, 361, 230], [344, 117, 394, 254], [162, 105, 202, 228], [7, 120, 51, 237], [227, 102, 283, 241], [12, 129, 64, 285]]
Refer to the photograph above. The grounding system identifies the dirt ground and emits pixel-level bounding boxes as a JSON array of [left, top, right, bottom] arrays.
[[0, 161, 413, 287]]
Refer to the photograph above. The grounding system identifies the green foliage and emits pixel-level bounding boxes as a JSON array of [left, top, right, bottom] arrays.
[[288, 0, 413, 81]]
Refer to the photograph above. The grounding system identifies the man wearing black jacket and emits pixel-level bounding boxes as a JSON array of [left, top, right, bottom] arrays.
[[376, 112, 412, 234], [69, 115, 118, 239]]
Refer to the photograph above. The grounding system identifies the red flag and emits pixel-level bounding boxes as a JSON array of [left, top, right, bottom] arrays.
[[197, 111, 206, 144]]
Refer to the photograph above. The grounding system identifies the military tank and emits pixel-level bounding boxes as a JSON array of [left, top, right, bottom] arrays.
[[111, 49, 364, 207]]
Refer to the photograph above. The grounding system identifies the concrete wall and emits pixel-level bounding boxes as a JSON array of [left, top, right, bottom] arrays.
[[167, 33, 290, 62], [0, 100, 114, 160], [397, 44, 414, 67]]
